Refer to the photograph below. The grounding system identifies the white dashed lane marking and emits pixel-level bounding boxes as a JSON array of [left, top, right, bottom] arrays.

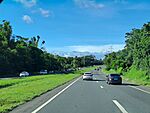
[[113, 100, 128, 113], [100, 86, 104, 88]]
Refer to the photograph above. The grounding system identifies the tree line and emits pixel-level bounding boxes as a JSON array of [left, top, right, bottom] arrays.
[[0, 20, 103, 77], [0, 0, 3, 4], [104, 22, 150, 77]]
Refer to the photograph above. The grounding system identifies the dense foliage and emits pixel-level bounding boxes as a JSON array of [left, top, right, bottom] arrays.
[[104, 22, 150, 76], [0, 0, 3, 4], [0, 21, 103, 77]]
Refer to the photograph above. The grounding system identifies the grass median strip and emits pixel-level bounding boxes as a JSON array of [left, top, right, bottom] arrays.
[[0, 66, 97, 113]]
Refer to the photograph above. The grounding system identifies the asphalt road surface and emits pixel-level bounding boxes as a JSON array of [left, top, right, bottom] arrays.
[[10, 70, 150, 113]]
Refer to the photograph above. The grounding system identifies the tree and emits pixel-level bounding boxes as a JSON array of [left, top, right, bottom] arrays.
[[104, 22, 150, 76], [0, 0, 3, 4], [0, 20, 101, 77]]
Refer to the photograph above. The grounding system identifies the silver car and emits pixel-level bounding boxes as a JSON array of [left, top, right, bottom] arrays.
[[19, 71, 29, 77], [40, 70, 48, 75], [83, 72, 93, 80]]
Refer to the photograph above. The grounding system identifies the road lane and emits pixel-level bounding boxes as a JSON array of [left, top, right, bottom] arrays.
[[96, 70, 150, 113], [32, 77, 81, 113], [34, 70, 150, 113], [113, 100, 128, 113], [129, 86, 150, 94], [37, 75, 120, 113], [10, 70, 150, 113]]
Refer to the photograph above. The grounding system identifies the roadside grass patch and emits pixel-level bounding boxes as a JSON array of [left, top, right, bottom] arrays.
[[102, 67, 150, 86], [124, 67, 150, 86], [0, 66, 97, 113], [102, 68, 119, 74]]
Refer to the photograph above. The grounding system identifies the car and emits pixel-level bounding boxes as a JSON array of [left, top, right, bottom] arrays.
[[40, 70, 48, 74], [19, 71, 29, 77], [106, 74, 122, 84], [49, 71, 54, 74], [82, 72, 93, 80]]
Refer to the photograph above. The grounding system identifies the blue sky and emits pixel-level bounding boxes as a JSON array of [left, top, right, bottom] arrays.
[[1, 0, 150, 53]]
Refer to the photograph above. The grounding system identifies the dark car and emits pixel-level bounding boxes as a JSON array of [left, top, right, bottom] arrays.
[[106, 74, 122, 84]]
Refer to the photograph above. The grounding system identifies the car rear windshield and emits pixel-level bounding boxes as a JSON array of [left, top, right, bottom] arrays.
[[110, 74, 120, 76], [85, 72, 92, 74]]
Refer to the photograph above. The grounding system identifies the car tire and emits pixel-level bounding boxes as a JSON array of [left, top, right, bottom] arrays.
[[106, 80, 108, 83]]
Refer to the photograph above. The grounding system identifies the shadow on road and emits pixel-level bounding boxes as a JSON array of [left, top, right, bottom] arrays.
[[84, 79, 105, 82], [92, 79, 106, 81], [110, 83, 139, 86], [106, 83, 139, 86], [121, 83, 139, 86]]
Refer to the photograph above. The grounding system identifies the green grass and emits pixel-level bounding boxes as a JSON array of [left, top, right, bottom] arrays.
[[102, 67, 150, 86], [74, 66, 98, 74], [123, 67, 150, 86], [102, 68, 120, 74], [0, 66, 97, 113]]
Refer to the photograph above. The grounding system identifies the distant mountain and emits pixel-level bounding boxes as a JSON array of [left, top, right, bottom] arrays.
[[51, 51, 108, 59]]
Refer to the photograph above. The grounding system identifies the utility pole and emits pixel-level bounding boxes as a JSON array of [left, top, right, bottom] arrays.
[[109, 46, 113, 53], [84, 56, 85, 66], [106, 46, 113, 54]]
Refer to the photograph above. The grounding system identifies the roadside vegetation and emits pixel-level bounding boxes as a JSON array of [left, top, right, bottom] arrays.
[[0, 20, 101, 112], [102, 67, 150, 86], [0, 66, 97, 113], [103, 22, 150, 86], [0, 20, 103, 77]]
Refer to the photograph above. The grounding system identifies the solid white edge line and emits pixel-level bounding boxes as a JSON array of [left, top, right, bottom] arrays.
[[113, 100, 128, 113], [129, 86, 150, 95], [32, 76, 81, 113]]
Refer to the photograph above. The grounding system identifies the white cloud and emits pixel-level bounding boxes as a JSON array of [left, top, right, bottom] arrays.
[[47, 44, 125, 59], [67, 44, 125, 53], [14, 0, 54, 18], [74, 0, 105, 10], [22, 15, 33, 24], [39, 8, 52, 17], [14, 0, 37, 7], [48, 44, 125, 53]]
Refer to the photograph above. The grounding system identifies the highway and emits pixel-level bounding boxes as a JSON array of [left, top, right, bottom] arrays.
[[10, 70, 150, 113]]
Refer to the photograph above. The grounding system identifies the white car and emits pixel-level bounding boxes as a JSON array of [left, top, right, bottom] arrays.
[[19, 71, 29, 77], [40, 70, 48, 74], [83, 72, 93, 80]]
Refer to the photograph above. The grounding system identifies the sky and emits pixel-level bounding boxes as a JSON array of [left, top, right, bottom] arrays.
[[1, 0, 150, 53]]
